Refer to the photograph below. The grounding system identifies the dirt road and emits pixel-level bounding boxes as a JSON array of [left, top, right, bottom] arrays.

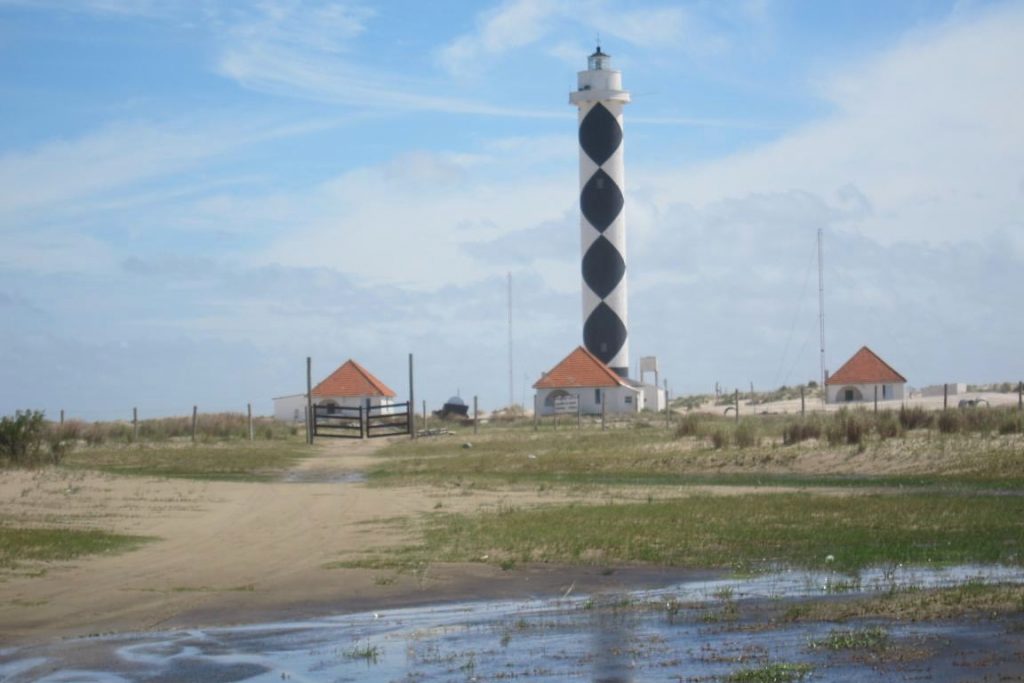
[[1, 439, 596, 644]]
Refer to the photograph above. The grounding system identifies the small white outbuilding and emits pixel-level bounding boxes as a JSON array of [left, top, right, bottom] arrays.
[[311, 359, 397, 413], [272, 359, 397, 421], [533, 346, 642, 416], [825, 346, 907, 404]]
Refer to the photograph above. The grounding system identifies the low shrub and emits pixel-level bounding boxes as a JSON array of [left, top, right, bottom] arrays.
[[937, 410, 963, 434], [898, 405, 932, 430], [875, 411, 902, 440], [674, 413, 703, 438], [782, 419, 821, 445], [735, 420, 758, 449], [0, 410, 47, 465], [998, 412, 1023, 435], [825, 410, 868, 446], [845, 412, 868, 445], [710, 428, 730, 449]]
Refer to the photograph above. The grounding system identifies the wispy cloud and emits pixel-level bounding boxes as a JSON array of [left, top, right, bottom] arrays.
[[436, 0, 735, 78], [437, 0, 562, 78], [212, 1, 562, 117], [0, 0, 171, 18], [0, 115, 340, 219]]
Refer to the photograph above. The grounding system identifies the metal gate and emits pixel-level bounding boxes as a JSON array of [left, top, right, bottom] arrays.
[[313, 402, 411, 439], [313, 404, 363, 439], [366, 401, 411, 438]]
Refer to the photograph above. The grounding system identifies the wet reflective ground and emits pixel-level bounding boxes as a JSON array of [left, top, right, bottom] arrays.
[[3, 565, 1023, 682]]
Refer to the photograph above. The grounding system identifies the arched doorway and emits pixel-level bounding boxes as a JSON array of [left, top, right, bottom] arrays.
[[544, 389, 571, 407], [840, 386, 863, 402]]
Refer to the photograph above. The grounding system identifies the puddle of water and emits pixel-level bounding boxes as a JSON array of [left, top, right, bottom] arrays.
[[281, 470, 367, 484], [3, 565, 1022, 682]]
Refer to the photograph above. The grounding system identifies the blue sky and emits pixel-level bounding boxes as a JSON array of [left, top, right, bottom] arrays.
[[1, 0, 1022, 420]]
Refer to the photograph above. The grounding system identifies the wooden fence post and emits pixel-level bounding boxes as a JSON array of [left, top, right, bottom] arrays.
[[1018, 381, 1022, 411], [60, 409, 64, 425], [943, 383, 948, 411], [734, 390, 739, 423], [601, 390, 606, 431], [133, 407, 138, 441], [800, 386, 805, 417], [306, 357, 314, 445], [408, 353, 415, 439], [247, 403, 253, 441], [473, 396, 479, 435], [664, 379, 670, 429], [533, 394, 539, 431], [874, 385, 878, 413], [191, 405, 198, 443], [576, 393, 582, 429]]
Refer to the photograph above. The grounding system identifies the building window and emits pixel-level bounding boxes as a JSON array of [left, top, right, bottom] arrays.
[[844, 389, 855, 402], [624, 395, 632, 404], [595, 389, 602, 404]]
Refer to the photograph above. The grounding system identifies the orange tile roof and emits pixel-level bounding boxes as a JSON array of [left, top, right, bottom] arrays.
[[533, 346, 626, 389], [311, 359, 396, 398], [826, 346, 907, 385]]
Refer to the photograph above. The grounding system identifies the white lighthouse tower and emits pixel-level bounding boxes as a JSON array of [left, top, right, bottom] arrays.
[[570, 46, 630, 378]]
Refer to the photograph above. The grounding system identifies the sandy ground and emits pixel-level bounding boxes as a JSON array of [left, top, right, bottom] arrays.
[[1, 425, 1008, 647], [0, 439, 720, 646]]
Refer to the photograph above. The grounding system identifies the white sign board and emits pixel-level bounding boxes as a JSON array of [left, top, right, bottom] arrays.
[[640, 356, 659, 374], [553, 395, 579, 414]]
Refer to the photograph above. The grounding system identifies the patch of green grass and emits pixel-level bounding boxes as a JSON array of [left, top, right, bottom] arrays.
[[810, 626, 890, 651], [370, 426, 1024, 490], [61, 441, 309, 481], [785, 582, 1024, 622], [343, 643, 380, 663], [0, 526, 154, 569], [727, 662, 813, 682], [357, 493, 1024, 572]]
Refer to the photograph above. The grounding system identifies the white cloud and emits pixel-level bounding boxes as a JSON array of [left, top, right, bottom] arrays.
[[638, 2, 1024, 247], [224, 0, 373, 54], [437, 0, 561, 78], [435, 0, 736, 78], [0, 116, 332, 220], [256, 142, 576, 289]]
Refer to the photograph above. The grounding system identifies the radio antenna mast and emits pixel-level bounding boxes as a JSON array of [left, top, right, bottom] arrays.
[[817, 228, 827, 400], [507, 272, 514, 409]]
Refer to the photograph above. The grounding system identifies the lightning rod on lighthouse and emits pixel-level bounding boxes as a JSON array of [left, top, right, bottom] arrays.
[[570, 46, 631, 378]]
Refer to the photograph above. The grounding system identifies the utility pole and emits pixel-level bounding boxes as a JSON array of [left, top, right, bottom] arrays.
[[507, 272, 514, 409], [306, 357, 314, 445], [818, 228, 827, 401]]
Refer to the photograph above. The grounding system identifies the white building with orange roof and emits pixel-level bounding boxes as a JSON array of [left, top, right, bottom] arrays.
[[273, 359, 397, 420], [533, 346, 643, 416], [311, 359, 397, 412], [825, 346, 907, 404]]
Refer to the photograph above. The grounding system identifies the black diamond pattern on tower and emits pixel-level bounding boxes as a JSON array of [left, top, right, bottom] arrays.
[[580, 169, 623, 232], [583, 302, 627, 365], [582, 236, 625, 299], [579, 103, 622, 166]]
